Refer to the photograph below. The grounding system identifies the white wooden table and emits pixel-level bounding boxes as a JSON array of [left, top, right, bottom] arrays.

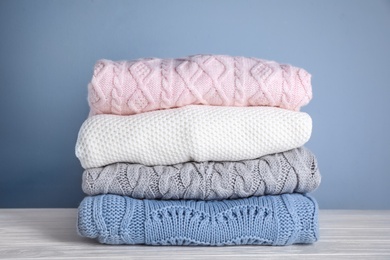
[[0, 209, 389, 259]]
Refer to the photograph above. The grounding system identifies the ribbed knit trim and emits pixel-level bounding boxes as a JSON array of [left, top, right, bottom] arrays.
[[305, 194, 320, 242], [131, 199, 145, 244]]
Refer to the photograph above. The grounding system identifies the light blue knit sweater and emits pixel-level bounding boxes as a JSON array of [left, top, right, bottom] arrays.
[[77, 194, 319, 246]]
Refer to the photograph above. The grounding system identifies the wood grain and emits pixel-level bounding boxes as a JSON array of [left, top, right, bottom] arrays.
[[0, 209, 389, 259]]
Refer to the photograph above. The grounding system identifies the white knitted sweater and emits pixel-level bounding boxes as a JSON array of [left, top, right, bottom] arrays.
[[75, 105, 312, 168]]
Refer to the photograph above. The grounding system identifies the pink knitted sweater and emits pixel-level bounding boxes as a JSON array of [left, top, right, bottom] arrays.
[[88, 55, 312, 116]]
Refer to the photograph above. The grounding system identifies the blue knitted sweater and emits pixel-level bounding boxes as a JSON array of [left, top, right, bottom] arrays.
[[77, 194, 319, 246]]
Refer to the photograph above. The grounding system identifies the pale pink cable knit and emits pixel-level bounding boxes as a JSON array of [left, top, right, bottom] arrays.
[[88, 54, 312, 116]]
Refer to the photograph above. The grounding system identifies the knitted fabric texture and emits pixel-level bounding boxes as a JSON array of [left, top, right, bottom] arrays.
[[82, 147, 321, 200], [88, 54, 312, 116], [77, 193, 319, 245], [75, 105, 312, 168]]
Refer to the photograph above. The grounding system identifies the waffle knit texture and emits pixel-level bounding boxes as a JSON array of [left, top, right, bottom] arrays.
[[77, 193, 319, 245], [88, 54, 312, 116], [82, 147, 320, 200], [75, 105, 312, 168]]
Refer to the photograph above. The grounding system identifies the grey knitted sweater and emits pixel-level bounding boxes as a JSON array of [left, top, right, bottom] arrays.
[[82, 147, 320, 200]]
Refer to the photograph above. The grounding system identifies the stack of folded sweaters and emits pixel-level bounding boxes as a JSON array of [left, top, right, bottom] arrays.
[[75, 54, 321, 246]]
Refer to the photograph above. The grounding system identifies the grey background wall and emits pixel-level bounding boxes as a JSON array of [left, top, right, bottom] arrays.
[[1, 0, 389, 209]]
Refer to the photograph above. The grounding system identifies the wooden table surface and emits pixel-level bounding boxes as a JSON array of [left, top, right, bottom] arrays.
[[0, 209, 389, 259]]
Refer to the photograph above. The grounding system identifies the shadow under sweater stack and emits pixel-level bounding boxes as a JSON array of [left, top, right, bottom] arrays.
[[75, 54, 321, 246]]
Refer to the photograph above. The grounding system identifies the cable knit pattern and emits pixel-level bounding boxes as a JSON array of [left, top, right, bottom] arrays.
[[82, 147, 321, 200], [88, 55, 312, 116], [77, 193, 319, 245], [75, 105, 312, 168]]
